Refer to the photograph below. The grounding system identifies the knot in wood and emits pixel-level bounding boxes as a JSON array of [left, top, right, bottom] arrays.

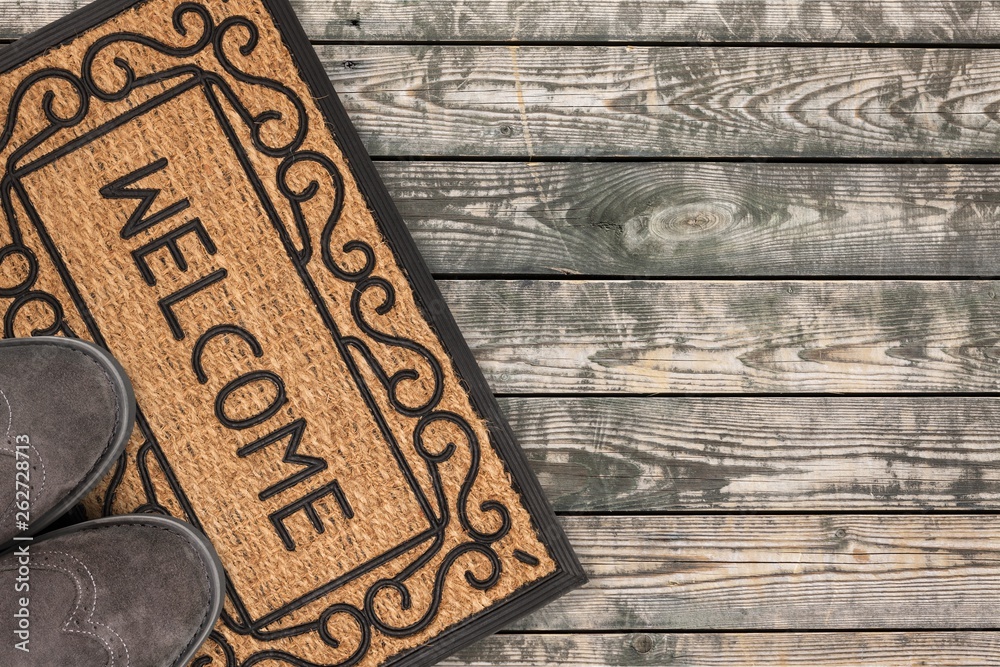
[[632, 633, 654, 654]]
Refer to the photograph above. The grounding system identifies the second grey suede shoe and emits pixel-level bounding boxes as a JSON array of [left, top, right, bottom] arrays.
[[0, 337, 136, 551], [0, 515, 225, 667]]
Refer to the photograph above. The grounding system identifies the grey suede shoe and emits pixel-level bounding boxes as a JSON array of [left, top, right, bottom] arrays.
[[0, 337, 136, 550], [0, 515, 225, 667]]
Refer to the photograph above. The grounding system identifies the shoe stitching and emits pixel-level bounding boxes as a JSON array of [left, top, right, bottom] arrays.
[[44, 549, 131, 667], [34, 560, 118, 667], [0, 549, 130, 667], [41, 521, 216, 667], [0, 385, 12, 440]]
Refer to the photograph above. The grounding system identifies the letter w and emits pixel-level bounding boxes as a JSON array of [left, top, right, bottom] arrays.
[[100, 157, 190, 239], [237, 418, 328, 500]]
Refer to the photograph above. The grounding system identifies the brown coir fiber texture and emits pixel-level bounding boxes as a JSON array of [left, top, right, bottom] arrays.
[[0, 0, 558, 664]]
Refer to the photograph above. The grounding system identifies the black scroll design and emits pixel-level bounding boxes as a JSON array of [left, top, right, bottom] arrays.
[[363, 412, 510, 639], [81, 1, 213, 101], [79, 2, 307, 154], [276, 151, 342, 263], [193, 604, 372, 667], [312, 151, 446, 418], [274, 136, 515, 663], [0, 68, 89, 337], [211, 15, 308, 158]]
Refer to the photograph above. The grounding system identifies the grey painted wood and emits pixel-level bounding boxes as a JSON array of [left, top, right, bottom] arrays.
[[6, 1, 1000, 44], [439, 280, 1000, 394], [445, 632, 1000, 666], [322, 45, 1000, 158], [503, 397, 1000, 512], [514, 515, 1000, 631], [311, 1, 1000, 44], [381, 161, 1000, 276]]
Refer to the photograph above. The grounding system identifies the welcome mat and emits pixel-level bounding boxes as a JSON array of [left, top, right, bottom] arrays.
[[0, 0, 585, 663]]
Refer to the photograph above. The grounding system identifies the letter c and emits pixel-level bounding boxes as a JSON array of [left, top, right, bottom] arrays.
[[192, 324, 264, 384]]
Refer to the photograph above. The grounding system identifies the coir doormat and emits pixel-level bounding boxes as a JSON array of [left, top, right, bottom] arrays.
[[0, 0, 585, 664]]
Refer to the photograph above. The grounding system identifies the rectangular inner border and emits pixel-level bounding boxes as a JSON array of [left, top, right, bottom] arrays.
[[11, 76, 445, 626]]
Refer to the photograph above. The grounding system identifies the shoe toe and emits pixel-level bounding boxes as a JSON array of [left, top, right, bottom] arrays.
[[1, 515, 224, 667], [0, 338, 134, 546]]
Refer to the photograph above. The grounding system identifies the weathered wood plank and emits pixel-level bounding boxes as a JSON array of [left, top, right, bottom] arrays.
[[503, 397, 1000, 512], [445, 632, 1000, 666], [514, 515, 1000, 631], [5, 1, 1000, 44], [308, 1, 1000, 44], [322, 45, 1000, 158], [439, 280, 1000, 394], [382, 161, 1000, 276]]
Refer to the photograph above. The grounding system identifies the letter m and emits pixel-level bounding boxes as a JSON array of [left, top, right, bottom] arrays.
[[237, 418, 328, 500]]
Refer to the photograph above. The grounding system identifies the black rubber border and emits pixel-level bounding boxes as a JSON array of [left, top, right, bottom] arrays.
[[0, 1, 586, 665]]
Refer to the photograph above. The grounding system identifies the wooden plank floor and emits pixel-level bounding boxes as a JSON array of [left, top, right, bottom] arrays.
[[9, 0, 1000, 664]]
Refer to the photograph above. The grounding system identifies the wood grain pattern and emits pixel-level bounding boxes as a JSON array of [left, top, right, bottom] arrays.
[[311, 1, 1000, 44], [6, 0, 1000, 44], [381, 161, 1000, 276], [441, 280, 1000, 394], [322, 45, 1000, 158], [445, 632, 1000, 666], [513, 515, 1000, 631], [502, 397, 1000, 512]]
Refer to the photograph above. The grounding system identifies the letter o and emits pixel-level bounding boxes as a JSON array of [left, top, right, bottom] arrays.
[[215, 370, 287, 430]]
